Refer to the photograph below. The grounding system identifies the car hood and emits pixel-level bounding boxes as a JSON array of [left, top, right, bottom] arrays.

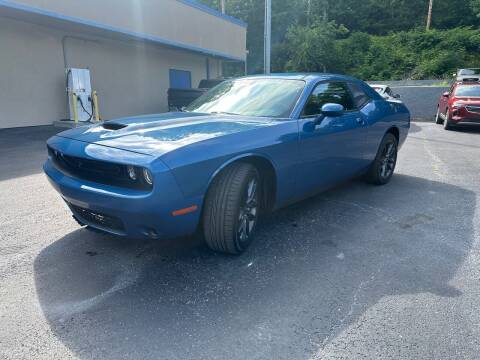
[[56, 112, 275, 157]]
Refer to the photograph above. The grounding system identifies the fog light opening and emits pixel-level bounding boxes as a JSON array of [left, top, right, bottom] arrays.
[[142, 228, 159, 239], [127, 165, 137, 180]]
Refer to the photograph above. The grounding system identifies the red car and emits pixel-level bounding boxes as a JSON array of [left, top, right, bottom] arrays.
[[436, 82, 480, 130]]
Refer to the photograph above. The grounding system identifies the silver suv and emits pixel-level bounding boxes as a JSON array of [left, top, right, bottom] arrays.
[[456, 68, 480, 82]]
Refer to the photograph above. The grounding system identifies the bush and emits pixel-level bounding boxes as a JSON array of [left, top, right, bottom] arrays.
[[275, 26, 480, 80]]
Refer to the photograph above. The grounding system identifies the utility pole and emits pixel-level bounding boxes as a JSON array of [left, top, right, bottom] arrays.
[[426, 0, 433, 31], [264, 0, 271, 74], [307, 0, 311, 26], [218, 0, 225, 78]]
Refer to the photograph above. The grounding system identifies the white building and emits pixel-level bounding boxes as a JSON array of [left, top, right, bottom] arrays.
[[0, 0, 247, 128]]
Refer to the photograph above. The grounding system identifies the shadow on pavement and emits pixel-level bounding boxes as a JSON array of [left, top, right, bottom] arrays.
[[34, 174, 475, 360], [451, 124, 480, 134], [408, 122, 422, 133], [0, 126, 61, 182]]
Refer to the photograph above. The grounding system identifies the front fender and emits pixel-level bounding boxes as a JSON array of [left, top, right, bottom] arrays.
[[160, 121, 299, 210], [204, 152, 279, 193]]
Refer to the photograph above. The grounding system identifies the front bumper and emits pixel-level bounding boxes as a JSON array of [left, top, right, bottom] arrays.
[[43, 140, 202, 240]]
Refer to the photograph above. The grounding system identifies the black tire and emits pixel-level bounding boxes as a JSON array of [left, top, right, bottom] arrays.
[[203, 162, 261, 255], [365, 133, 398, 185], [435, 107, 443, 124], [443, 108, 452, 130]]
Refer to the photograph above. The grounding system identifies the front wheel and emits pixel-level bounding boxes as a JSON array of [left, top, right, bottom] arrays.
[[435, 107, 443, 124], [203, 163, 261, 255], [443, 109, 452, 130], [365, 133, 398, 185]]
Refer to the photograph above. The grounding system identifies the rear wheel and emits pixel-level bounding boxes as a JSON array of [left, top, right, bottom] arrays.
[[203, 163, 261, 255], [365, 133, 398, 185]]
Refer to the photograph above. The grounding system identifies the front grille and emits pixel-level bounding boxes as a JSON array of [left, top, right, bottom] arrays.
[[466, 105, 480, 113], [69, 203, 125, 233], [48, 145, 152, 191]]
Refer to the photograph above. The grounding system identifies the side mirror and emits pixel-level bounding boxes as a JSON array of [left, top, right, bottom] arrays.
[[314, 103, 344, 124], [322, 103, 344, 116], [442, 91, 449, 98]]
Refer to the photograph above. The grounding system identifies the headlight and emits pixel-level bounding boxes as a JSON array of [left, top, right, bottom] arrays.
[[125, 165, 152, 189], [143, 168, 153, 185], [452, 102, 464, 107], [127, 165, 137, 180]]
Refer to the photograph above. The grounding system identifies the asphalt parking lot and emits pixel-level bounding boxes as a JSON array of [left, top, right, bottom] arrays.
[[1, 122, 480, 359]]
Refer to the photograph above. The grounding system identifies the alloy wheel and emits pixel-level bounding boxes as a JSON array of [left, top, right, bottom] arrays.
[[237, 178, 258, 244], [379, 141, 397, 180]]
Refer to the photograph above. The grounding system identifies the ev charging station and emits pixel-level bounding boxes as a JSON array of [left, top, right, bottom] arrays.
[[66, 68, 100, 125]]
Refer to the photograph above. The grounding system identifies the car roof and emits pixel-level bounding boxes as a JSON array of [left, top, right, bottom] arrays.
[[237, 73, 361, 84], [455, 81, 480, 86]]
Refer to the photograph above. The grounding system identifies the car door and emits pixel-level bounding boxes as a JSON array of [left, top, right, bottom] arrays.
[[297, 81, 369, 195]]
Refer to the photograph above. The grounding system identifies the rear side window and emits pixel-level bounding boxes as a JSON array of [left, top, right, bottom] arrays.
[[302, 82, 355, 117], [348, 83, 371, 108]]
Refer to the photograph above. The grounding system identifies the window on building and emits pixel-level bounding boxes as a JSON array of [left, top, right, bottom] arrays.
[[169, 69, 192, 89]]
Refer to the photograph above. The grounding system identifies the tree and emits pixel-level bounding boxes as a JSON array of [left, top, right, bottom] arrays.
[[472, 0, 480, 17], [198, 0, 480, 79], [279, 21, 348, 73]]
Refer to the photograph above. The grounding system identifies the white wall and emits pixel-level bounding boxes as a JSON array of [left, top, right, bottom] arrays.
[[0, 17, 65, 128], [11, 0, 247, 60], [0, 16, 220, 128]]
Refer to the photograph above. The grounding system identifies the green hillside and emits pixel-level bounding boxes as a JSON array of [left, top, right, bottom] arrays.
[[200, 0, 480, 80]]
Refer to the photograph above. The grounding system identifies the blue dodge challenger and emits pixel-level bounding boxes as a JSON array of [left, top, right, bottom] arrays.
[[44, 74, 410, 254]]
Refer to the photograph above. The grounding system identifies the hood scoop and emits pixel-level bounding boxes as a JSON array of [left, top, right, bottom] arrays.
[[102, 122, 127, 130]]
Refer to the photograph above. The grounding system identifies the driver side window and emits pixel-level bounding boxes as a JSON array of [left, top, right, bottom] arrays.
[[302, 82, 356, 117]]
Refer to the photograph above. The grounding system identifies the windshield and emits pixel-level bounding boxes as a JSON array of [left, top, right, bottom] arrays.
[[459, 69, 480, 75], [184, 78, 305, 118], [454, 85, 480, 97]]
